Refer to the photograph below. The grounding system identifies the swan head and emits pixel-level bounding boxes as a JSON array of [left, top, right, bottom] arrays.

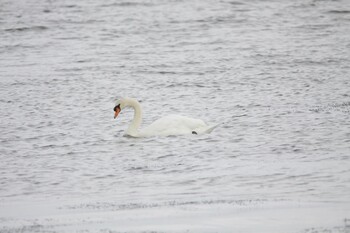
[[113, 98, 124, 119], [113, 97, 140, 119]]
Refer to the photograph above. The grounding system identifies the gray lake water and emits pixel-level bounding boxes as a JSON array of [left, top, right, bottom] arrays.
[[0, 0, 350, 232]]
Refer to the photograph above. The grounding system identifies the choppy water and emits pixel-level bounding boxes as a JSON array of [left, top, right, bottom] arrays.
[[1, 0, 350, 232]]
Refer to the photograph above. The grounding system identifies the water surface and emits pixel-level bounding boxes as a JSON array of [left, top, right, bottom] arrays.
[[0, 0, 350, 232]]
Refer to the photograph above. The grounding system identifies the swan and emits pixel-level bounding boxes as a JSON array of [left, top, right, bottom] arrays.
[[113, 97, 218, 137]]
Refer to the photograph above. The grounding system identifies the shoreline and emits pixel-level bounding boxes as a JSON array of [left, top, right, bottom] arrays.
[[1, 199, 349, 233]]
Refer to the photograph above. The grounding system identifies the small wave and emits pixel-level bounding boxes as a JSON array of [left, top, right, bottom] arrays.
[[228, 1, 245, 5], [328, 10, 350, 14], [100, 2, 154, 8], [62, 4, 78, 8], [4, 26, 48, 32]]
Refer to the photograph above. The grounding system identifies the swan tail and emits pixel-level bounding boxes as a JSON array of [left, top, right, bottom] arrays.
[[194, 123, 220, 135], [205, 123, 220, 133]]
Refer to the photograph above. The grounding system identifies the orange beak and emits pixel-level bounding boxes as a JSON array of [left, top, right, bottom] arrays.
[[114, 107, 121, 119]]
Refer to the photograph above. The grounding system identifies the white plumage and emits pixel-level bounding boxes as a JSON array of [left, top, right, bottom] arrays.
[[113, 97, 218, 137]]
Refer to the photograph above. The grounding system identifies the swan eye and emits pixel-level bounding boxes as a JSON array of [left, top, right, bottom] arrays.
[[113, 104, 120, 111]]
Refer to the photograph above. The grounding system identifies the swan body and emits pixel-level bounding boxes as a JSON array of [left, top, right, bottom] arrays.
[[113, 97, 218, 137]]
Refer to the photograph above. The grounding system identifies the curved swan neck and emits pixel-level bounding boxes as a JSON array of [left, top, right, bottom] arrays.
[[124, 98, 142, 135]]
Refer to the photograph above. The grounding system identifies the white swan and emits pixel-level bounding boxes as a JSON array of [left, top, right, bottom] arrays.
[[113, 97, 218, 137]]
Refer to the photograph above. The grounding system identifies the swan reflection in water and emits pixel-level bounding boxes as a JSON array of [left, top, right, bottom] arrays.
[[113, 97, 218, 137]]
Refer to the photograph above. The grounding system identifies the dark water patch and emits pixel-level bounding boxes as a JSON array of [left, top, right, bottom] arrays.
[[10, 81, 28, 86], [157, 153, 176, 159], [49, 19, 102, 26], [295, 24, 332, 30], [227, 1, 245, 5], [169, 19, 206, 24], [0, 44, 34, 53], [94, 174, 116, 179], [4, 26, 48, 32], [309, 102, 350, 113], [64, 199, 270, 211], [303, 225, 350, 233], [76, 59, 93, 63], [165, 82, 205, 88], [139, 70, 206, 76], [55, 67, 84, 72], [0, 99, 14, 104], [54, 36, 86, 40], [327, 10, 350, 14], [100, 2, 154, 8], [158, 71, 178, 75], [173, 16, 245, 25], [0, 224, 46, 233], [62, 4, 79, 8], [292, 59, 326, 66], [312, 0, 340, 2]]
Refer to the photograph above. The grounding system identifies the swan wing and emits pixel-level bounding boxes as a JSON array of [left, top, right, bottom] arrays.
[[139, 115, 209, 137]]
